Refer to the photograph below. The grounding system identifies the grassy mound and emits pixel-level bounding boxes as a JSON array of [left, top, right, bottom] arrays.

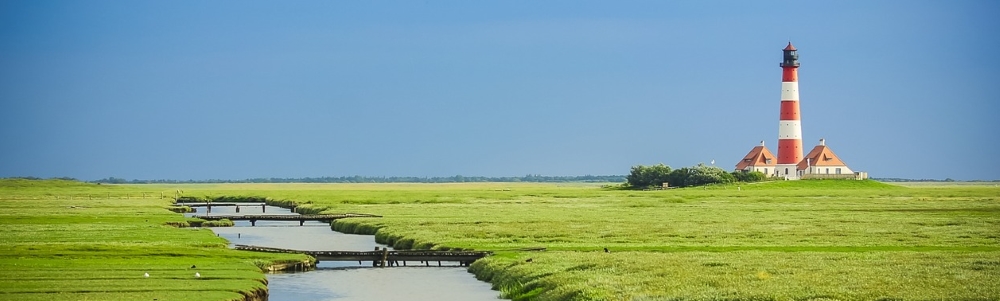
[[744, 179, 902, 189]]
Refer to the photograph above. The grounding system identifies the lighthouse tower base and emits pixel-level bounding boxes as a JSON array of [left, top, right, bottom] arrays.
[[775, 164, 801, 180]]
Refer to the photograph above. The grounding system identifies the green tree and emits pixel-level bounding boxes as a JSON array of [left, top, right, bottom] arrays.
[[661, 164, 734, 188], [626, 164, 672, 188]]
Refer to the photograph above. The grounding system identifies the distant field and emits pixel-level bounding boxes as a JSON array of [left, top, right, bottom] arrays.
[[888, 181, 1000, 187], [0, 179, 310, 301], [169, 180, 1000, 300]]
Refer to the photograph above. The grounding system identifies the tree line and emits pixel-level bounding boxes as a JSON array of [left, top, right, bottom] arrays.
[[91, 175, 626, 184], [625, 163, 767, 189]]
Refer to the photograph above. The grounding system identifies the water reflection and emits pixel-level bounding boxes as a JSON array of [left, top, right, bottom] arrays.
[[185, 205, 500, 300], [268, 267, 497, 301]]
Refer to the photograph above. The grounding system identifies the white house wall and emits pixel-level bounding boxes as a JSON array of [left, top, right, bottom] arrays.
[[803, 165, 853, 175]]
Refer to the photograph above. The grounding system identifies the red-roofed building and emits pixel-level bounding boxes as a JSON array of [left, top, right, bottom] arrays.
[[797, 139, 856, 178], [735, 141, 777, 175], [736, 139, 862, 179]]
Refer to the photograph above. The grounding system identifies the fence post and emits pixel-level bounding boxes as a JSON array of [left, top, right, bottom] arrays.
[[381, 247, 389, 267]]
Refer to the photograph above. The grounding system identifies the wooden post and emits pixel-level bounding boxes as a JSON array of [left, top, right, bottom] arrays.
[[373, 247, 380, 267], [235, 206, 240, 213], [381, 248, 389, 268], [262, 204, 266, 213]]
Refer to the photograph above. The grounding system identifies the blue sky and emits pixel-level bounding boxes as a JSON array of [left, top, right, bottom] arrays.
[[1, 1, 998, 181]]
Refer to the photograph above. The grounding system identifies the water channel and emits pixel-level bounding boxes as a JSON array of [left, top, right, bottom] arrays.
[[186, 205, 501, 301]]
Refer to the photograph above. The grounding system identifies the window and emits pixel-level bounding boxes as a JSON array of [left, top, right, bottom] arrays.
[[825, 168, 829, 174], [785, 168, 789, 175], [764, 168, 768, 175], [836, 168, 842, 174]]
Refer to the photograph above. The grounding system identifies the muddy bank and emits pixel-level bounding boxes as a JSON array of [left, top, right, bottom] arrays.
[[234, 259, 315, 301], [238, 286, 268, 301], [263, 259, 316, 272]]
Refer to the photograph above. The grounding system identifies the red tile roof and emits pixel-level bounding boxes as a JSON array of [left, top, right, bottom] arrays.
[[797, 145, 848, 170], [784, 42, 796, 51], [735, 145, 777, 170]]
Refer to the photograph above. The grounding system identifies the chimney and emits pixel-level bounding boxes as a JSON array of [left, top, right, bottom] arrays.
[[819, 138, 826, 146], [760, 140, 765, 146]]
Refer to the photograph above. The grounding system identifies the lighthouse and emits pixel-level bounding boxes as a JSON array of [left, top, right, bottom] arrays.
[[776, 42, 803, 178], [734, 42, 864, 180]]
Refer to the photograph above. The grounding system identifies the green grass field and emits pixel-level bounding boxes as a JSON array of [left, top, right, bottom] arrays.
[[4, 179, 998, 300], [167, 180, 1000, 301], [0, 179, 311, 301]]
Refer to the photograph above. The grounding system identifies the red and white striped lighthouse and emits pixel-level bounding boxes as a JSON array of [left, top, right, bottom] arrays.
[[777, 42, 803, 178]]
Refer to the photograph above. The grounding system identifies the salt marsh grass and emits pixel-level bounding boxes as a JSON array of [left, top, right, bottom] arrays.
[[172, 180, 999, 300], [0, 180, 310, 301]]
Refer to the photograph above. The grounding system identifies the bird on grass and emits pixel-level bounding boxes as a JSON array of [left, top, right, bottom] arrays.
[[525, 258, 533, 263], [144, 272, 149, 278], [195, 272, 201, 278], [604, 248, 610, 253]]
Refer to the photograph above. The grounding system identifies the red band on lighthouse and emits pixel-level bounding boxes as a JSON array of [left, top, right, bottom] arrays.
[[782, 68, 797, 82], [779, 101, 800, 120]]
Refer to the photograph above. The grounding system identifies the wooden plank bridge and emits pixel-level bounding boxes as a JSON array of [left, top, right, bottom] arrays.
[[193, 213, 381, 226], [173, 202, 268, 213], [234, 244, 491, 267], [173, 202, 266, 207]]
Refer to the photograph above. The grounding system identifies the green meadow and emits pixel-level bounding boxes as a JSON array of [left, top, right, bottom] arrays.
[[3, 179, 998, 300], [0, 179, 310, 301], [170, 180, 1000, 301]]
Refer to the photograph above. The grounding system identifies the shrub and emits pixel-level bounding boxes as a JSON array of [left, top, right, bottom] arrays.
[[626, 164, 672, 189], [732, 170, 767, 183]]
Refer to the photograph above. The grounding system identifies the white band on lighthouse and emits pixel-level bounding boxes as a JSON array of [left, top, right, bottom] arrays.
[[780, 82, 799, 101], [778, 120, 802, 139]]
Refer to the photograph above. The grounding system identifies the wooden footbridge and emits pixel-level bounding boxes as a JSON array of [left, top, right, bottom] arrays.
[[173, 202, 268, 213], [235, 245, 491, 267], [193, 213, 381, 226]]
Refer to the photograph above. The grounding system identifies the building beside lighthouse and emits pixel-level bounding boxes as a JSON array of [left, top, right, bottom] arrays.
[[735, 42, 865, 180]]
